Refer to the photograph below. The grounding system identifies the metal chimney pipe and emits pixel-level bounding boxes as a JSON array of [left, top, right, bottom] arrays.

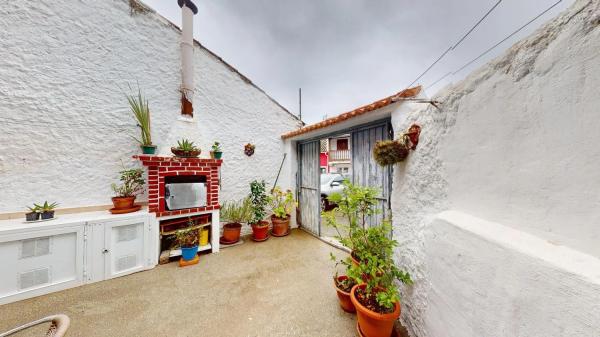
[[177, 0, 198, 116]]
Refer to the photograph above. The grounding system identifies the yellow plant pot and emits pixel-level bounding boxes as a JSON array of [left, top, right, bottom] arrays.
[[199, 228, 209, 246]]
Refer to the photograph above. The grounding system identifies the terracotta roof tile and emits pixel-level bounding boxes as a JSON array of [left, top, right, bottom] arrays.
[[281, 86, 421, 139]]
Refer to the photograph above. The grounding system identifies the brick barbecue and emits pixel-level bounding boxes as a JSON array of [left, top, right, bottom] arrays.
[[133, 155, 222, 218]]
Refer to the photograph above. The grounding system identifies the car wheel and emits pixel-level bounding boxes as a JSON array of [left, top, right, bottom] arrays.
[[321, 196, 329, 211]]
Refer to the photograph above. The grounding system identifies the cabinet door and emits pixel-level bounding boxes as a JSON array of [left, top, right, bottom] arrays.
[[104, 219, 147, 279], [0, 224, 84, 305]]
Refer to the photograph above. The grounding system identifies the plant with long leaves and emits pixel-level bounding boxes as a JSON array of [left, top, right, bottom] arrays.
[[220, 198, 253, 224], [126, 85, 152, 146], [175, 139, 199, 152]]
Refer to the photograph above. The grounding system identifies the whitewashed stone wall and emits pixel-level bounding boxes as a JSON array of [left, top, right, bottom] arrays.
[[0, 0, 301, 214], [391, 0, 600, 336]]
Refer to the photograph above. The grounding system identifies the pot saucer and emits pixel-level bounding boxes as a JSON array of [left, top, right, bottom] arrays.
[[356, 322, 399, 337], [109, 205, 141, 214], [270, 229, 291, 237], [219, 236, 240, 245], [251, 235, 269, 242]]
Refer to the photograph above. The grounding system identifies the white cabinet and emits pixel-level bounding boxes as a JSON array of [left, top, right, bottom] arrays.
[[0, 211, 158, 305]]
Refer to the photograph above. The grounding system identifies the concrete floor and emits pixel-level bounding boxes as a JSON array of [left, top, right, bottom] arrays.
[[0, 229, 358, 337]]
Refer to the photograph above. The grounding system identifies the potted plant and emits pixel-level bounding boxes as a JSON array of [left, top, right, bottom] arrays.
[[175, 221, 199, 263], [110, 166, 145, 213], [171, 139, 201, 158], [25, 204, 41, 222], [347, 221, 412, 337], [220, 197, 253, 244], [322, 180, 381, 265], [34, 201, 59, 220], [210, 141, 223, 159], [330, 255, 357, 313], [269, 187, 295, 237], [126, 86, 156, 154], [244, 143, 255, 157], [373, 139, 409, 166], [248, 180, 269, 241]]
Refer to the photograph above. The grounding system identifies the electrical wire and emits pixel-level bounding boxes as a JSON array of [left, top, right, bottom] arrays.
[[406, 0, 504, 88]]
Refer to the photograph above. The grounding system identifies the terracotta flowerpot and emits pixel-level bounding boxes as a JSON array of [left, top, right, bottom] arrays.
[[334, 276, 356, 313], [351, 284, 400, 337], [271, 214, 290, 236], [223, 223, 242, 243], [251, 221, 270, 241], [171, 147, 201, 158], [112, 196, 136, 210]]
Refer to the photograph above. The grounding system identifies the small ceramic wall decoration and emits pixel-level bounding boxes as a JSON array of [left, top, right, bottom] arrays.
[[244, 143, 255, 157]]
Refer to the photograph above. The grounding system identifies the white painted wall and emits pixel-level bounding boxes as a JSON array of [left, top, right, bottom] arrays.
[[0, 0, 301, 214], [390, 1, 600, 336]]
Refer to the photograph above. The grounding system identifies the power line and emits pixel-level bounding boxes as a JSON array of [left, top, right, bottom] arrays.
[[452, 0, 563, 76], [425, 0, 563, 90], [406, 0, 503, 88]]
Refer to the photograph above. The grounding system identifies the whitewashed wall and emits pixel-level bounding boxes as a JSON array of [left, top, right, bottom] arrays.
[[390, 1, 600, 336], [0, 0, 301, 214]]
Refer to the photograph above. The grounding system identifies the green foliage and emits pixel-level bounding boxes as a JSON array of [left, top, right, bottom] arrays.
[[373, 139, 409, 166], [111, 166, 145, 197], [126, 85, 152, 146], [269, 186, 296, 218], [323, 181, 412, 311], [174, 219, 199, 248], [211, 141, 222, 152], [30, 201, 59, 213], [248, 180, 269, 225], [175, 139, 199, 152], [220, 198, 253, 224]]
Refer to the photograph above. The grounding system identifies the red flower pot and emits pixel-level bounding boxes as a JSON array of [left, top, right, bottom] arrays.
[[111, 196, 135, 210], [271, 215, 290, 236], [351, 284, 400, 337], [251, 221, 269, 241], [334, 276, 356, 313], [223, 223, 242, 243]]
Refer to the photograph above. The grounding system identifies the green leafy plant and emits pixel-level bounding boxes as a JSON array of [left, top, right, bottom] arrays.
[[323, 181, 412, 312], [174, 220, 199, 248], [34, 201, 59, 212], [126, 85, 152, 146], [175, 139, 199, 152], [220, 198, 253, 224], [346, 221, 412, 312], [211, 141, 222, 152], [269, 187, 295, 219], [248, 180, 269, 225], [111, 166, 145, 197]]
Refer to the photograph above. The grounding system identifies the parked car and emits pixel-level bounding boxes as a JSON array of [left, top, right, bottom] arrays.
[[320, 173, 346, 210]]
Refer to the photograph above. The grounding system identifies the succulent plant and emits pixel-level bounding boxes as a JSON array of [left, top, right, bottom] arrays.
[[176, 139, 199, 152]]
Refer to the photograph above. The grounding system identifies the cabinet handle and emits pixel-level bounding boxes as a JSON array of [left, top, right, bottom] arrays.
[[102, 249, 109, 254]]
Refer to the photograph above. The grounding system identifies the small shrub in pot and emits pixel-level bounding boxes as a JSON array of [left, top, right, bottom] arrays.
[[248, 180, 269, 241], [111, 166, 145, 211], [171, 138, 201, 158], [35, 201, 59, 220], [269, 187, 296, 236], [25, 204, 41, 221], [175, 220, 199, 262]]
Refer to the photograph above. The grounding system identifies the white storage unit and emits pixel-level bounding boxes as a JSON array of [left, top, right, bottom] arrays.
[[0, 210, 158, 305]]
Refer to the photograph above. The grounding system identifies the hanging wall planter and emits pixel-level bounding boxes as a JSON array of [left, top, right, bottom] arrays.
[[373, 124, 421, 166]]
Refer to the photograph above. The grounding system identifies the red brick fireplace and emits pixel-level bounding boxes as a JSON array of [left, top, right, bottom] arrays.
[[133, 155, 222, 218]]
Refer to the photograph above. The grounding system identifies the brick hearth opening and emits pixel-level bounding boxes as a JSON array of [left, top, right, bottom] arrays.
[[134, 155, 222, 218]]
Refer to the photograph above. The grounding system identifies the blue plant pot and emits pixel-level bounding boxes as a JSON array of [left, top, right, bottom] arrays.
[[181, 245, 199, 261]]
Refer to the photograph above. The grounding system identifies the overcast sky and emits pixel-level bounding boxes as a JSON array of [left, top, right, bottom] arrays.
[[142, 0, 574, 124]]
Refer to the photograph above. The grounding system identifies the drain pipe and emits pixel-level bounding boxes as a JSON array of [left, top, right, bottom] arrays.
[[177, 0, 198, 116]]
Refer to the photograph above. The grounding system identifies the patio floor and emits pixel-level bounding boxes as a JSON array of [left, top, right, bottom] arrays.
[[0, 229, 358, 337]]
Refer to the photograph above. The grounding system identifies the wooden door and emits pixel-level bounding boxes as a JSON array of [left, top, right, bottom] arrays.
[[298, 141, 321, 236], [351, 122, 393, 226]]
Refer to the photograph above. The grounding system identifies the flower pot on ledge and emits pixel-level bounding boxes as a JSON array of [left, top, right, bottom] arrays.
[[141, 144, 157, 155]]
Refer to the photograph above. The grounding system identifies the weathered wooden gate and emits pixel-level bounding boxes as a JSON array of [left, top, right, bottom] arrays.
[[351, 122, 393, 226], [297, 140, 321, 235]]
